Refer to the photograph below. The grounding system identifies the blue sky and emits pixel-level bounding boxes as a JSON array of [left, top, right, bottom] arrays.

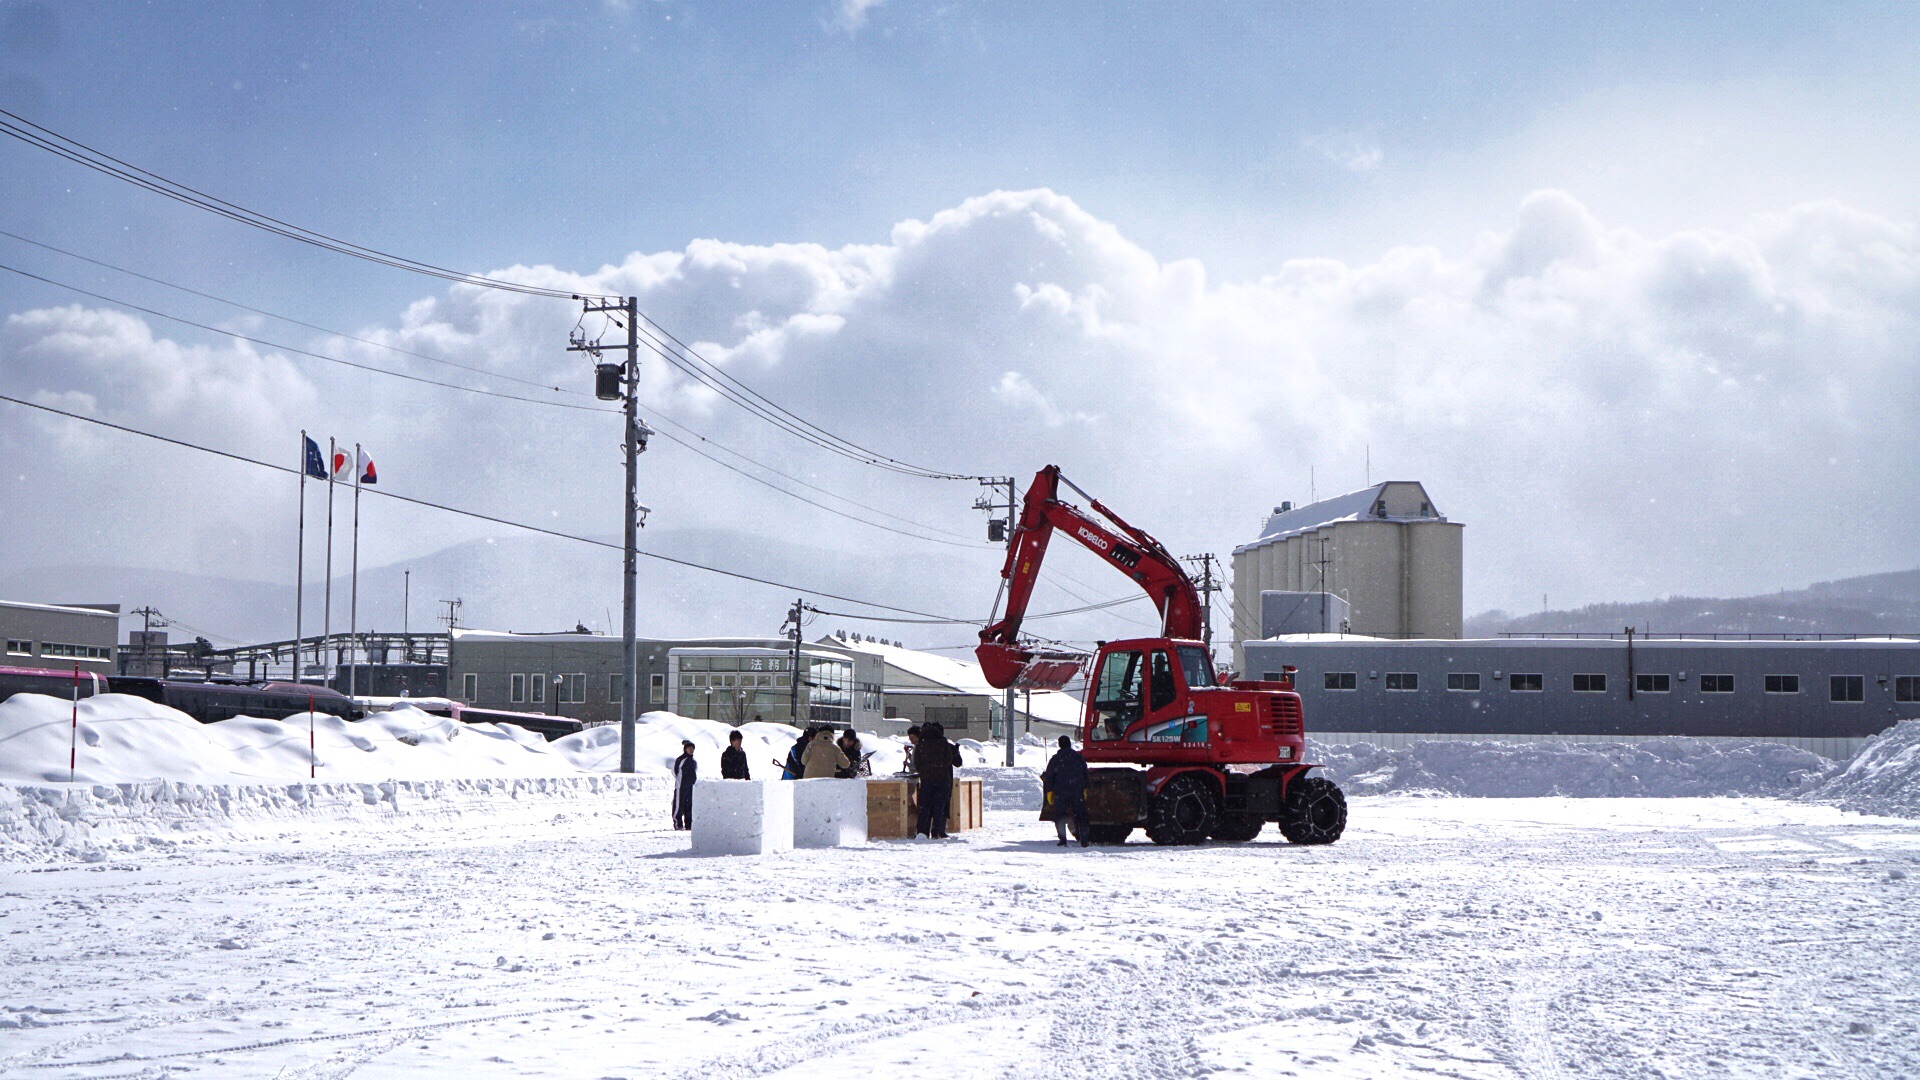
[[6, 1, 1914, 316], [3, 1, 1920, 631]]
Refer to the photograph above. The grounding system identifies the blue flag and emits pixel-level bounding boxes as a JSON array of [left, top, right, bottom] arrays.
[[303, 436, 328, 479]]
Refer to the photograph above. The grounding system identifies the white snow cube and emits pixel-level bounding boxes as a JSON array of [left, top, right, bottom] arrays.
[[791, 778, 868, 848], [691, 780, 793, 856]]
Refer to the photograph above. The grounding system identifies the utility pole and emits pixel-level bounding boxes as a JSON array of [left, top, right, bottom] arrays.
[[1310, 537, 1333, 633], [974, 476, 1018, 766], [571, 296, 650, 773], [1181, 553, 1219, 653], [130, 606, 166, 678], [781, 598, 807, 724]]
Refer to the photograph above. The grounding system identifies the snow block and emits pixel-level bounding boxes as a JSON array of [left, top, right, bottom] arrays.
[[791, 778, 867, 848], [691, 780, 793, 856]]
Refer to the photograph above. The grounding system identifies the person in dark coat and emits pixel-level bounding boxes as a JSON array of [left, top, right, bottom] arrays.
[[671, 740, 698, 830], [1041, 735, 1090, 847], [915, 721, 955, 839], [903, 725, 921, 776], [836, 730, 864, 778], [780, 728, 812, 780], [720, 730, 750, 780]]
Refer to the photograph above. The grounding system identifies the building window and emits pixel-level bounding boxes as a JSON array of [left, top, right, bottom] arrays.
[[1384, 672, 1418, 691], [1446, 672, 1480, 692], [649, 673, 666, 703], [1572, 673, 1607, 693], [1323, 672, 1357, 691], [510, 673, 526, 703], [1636, 674, 1671, 694], [1831, 675, 1864, 703], [5, 639, 31, 656], [1897, 677, 1919, 703], [1765, 675, 1800, 695], [556, 673, 586, 704], [531, 676, 546, 704], [884, 705, 899, 719], [1699, 674, 1734, 694], [42, 642, 110, 661], [461, 673, 477, 701], [1509, 673, 1543, 692]]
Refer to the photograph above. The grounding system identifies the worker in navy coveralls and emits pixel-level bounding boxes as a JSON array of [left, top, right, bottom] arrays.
[[671, 740, 697, 830], [1042, 735, 1091, 847]]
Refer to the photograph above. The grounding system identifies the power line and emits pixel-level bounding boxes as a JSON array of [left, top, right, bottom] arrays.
[[0, 229, 1001, 546], [0, 392, 965, 622], [0, 108, 606, 302], [0, 228, 593, 399], [626, 313, 983, 481], [644, 421, 994, 551], [0, 261, 616, 414], [1, 108, 983, 481]]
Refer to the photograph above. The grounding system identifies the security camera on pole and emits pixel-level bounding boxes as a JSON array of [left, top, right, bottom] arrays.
[[570, 296, 651, 774]]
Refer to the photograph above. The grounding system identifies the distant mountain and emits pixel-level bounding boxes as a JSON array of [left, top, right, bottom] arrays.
[[1466, 569, 1920, 637], [0, 528, 1105, 650]]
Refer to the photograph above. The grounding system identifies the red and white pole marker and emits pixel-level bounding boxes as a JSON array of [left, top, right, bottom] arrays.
[[68, 663, 79, 783], [308, 693, 316, 779]]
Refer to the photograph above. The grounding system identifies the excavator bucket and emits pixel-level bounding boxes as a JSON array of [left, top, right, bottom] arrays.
[[976, 643, 1087, 692]]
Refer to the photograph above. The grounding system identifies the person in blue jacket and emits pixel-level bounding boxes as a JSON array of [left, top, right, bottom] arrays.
[[1041, 735, 1090, 847], [671, 740, 698, 830]]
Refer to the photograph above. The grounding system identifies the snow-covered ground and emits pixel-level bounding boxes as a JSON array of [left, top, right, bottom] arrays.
[[6, 698, 1920, 1077], [2, 796, 1917, 1078]]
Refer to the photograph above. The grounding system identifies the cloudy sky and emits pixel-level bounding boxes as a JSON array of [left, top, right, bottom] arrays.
[[2, 1, 1918, 641]]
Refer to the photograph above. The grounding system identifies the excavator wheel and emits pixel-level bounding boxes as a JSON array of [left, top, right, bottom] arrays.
[[1084, 824, 1134, 845], [1210, 812, 1264, 843], [1145, 772, 1218, 846], [1278, 776, 1347, 845]]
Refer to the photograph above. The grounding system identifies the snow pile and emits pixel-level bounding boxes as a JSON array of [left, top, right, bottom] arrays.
[[0, 694, 582, 785], [1312, 737, 1832, 798], [1803, 720, 1920, 818], [553, 714, 809, 779], [0, 774, 665, 863], [958, 765, 1044, 811]]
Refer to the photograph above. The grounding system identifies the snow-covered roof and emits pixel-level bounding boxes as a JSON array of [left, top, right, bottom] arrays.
[[1, 599, 121, 619], [827, 637, 1084, 728], [1235, 481, 1448, 554]]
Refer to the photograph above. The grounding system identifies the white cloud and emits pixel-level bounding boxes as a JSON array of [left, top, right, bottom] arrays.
[[1307, 132, 1384, 174], [3, 189, 1917, 618], [829, 0, 886, 34]]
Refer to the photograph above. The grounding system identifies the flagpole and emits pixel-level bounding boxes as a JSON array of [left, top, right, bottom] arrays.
[[349, 443, 362, 702], [323, 437, 336, 687], [295, 430, 308, 683]]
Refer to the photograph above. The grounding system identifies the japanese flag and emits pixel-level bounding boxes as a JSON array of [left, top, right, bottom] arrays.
[[357, 447, 377, 485], [331, 447, 349, 478]]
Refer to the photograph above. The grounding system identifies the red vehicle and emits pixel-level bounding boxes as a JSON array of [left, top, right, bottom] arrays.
[[978, 466, 1346, 846]]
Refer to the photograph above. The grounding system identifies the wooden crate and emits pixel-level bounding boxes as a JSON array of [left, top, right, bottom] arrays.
[[864, 777, 984, 838], [865, 779, 915, 840], [948, 778, 983, 833]]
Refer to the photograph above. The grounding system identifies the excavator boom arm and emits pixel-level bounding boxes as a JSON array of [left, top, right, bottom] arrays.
[[977, 466, 1204, 689]]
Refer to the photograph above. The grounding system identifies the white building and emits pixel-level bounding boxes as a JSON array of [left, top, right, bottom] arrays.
[[827, 635, 1084, 740]]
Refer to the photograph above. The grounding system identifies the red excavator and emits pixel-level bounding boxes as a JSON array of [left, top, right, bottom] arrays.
[[977, 465, 1346, 846]]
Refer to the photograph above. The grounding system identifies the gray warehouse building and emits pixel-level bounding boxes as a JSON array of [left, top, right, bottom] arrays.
[[1231, 482, 1462, 668], [2, 600, 118, 675], [446, 630, 883, 731], [1243, 635, 1920, 758]]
